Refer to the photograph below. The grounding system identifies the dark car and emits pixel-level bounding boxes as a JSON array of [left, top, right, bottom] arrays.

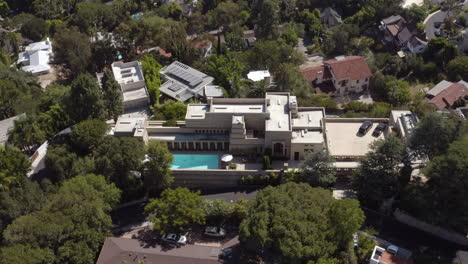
[[434, 22, 442, 29], [358, 121, 373, 135], [372, 123, 387, 137]]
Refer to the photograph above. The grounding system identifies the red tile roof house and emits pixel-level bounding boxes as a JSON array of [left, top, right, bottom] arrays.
[[97, 237, 223, 264], [427, 82, 468, 110], [299, 56, 372, 96]]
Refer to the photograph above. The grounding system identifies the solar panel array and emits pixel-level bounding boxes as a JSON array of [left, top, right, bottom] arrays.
[[168, 83, 183, 92], [166, 65, 203, 87]]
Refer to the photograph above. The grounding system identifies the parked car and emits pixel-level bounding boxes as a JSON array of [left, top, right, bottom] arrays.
[[434, 22, 442, 28], [204, 226, 226, 237], [358, 121, 373, 135], [372, 123, 387, 137], [435, 28, 442, 37], [161, 234, 187, 245], [387, 245, 399, 255]]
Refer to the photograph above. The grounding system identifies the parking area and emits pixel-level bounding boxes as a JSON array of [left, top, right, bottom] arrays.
[[325, 121, 386, 157]]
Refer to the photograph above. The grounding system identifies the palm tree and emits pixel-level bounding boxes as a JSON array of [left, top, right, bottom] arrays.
[[247, 80, 270, 98]]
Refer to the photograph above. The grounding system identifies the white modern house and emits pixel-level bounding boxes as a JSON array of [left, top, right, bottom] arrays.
[[389, 110, 419, 142], [247, 70, 272, 83], [110, 61, 150, 110], [17, 38, 53, 75]]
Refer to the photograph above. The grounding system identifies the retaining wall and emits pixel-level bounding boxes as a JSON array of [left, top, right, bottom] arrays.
[[394, 209, 468, 246], [172, 169, 281, 189]]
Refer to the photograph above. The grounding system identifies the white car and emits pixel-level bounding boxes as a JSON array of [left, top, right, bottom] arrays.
[[204, 226, 226, 237], [353, 233, 359, 247], [161, 233, 187, 245]]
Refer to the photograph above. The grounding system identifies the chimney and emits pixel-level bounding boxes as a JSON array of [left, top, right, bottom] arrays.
[[317, 71, 323, 84]]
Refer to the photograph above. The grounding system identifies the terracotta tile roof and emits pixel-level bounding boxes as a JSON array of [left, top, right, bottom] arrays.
[[97, 237, 222, 264], [428, 83, 468, 110], [323, 56, 372, 80], [299, 65, 332, 82], [380, 251, 413, 264]]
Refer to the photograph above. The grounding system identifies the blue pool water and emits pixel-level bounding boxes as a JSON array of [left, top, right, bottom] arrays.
[[171, 154, 219, 169]]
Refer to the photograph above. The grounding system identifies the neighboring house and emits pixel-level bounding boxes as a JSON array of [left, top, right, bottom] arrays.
[[97, 237, 222, 264], [17, 38, 52, 75], [426, 80, 468, 110], [247, 70, 272, 83], [389, 110, 419, 141], [109, 61, 151, 111], [0, 114, 25, 146], [159, 61, 221, 102], [243, 30, 256, 47], [121, 92, 327, 160], [192, 39, 213, 58], [370, 246, 413, 264], [112, 117, 145, 137], [379, 15, 427, 54], [320, 7, 342, 27], [300, 56, 372, 96]]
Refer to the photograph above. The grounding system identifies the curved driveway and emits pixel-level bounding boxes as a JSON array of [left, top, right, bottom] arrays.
[[424, 1, 468, 40]]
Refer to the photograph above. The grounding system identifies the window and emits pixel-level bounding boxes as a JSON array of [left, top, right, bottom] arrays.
[[356, 80, 359, 84]]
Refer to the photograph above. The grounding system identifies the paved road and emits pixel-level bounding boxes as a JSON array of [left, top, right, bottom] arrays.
[[424, 1, 468, 40]]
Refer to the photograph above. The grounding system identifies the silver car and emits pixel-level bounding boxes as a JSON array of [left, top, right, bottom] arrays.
[[161, 233, 187, 245], [204, 226, 226, 237]]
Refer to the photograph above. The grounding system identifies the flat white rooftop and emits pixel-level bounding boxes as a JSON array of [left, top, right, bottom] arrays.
[[326, 121, 385, 157], [266, 94, 290, 131], [122, 87, 149, 102], [211, 103, 265, 113], [293, 110, 323, 128], [291, 130, 324, 144], [111, 61, 144, 85], [247, 70, 271, 82], [186, 104, 209, 119]]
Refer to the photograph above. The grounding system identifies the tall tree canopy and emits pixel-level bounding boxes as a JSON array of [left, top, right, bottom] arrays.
[[409, 113, 463, 159], [144, 140, 174, 194], [53, 28, 91, 75], [0, 146, 30, 191], [299, 150, 337, 188], [145, 187, 206, 234], [239, 183, 364, 263], [1, 174, 121, 263], [101, 71, 123, 121], [353, 136, 405, 209], [68, 74, 106, 122]]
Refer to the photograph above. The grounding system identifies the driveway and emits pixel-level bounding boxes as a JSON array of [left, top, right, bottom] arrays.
[[424, 0, 468, 40]]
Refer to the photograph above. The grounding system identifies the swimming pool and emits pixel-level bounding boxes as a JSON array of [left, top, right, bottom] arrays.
[[171, 154, 219, 169]]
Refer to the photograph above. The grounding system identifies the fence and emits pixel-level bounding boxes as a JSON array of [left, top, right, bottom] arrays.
[[394, 209, 468, 246]]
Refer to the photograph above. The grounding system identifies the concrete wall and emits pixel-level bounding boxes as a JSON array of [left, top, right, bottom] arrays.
[[171, 169, 281, 189], [394, 209, 468, 246], [290, 142, 326, 160], [186, 112, 268, 131]]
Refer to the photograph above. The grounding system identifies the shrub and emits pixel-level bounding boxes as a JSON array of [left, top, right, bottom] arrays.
[[228, 163, 237, 170], [246, 175, 254, 184], [262, 156, 271, 170]]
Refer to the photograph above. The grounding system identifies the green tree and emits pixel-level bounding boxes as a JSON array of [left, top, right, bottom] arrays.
[[300, 150, 337, 187], [91, 38, 116, 72], [0, 145, 30, 191], [204, 199, 235, 223], [53, 28, 91, 75], [207, 0, 246, 31], [0, 245, 55, 264], [247, 79, 270, 98], [101, 71, 123, 121], [273, 63, 308, 92], [70, 119, 108, 153], [157, 2, 183, 20], [144, 187, 206, 234], [38, 104, 72, 137], [144, 140, 174, 194], [386, 79, 411, 106], [2, 174, 120, 263], [424, 37, 459, 67], [45, 144, 95, 183], [155, 100, 187, 120], [93, 136, 145, 191], [240, 183, 364, 263], [202, 53, 246, 97], [20, 17, 47, 42], [446, 56, 468, 81], [252, 0, 280, 39], [0, 1, 10, 18], [409, 113, 462, 158], [68, 73, 106, 122], [329, 199, 365, 249], [7, 115, 46, 151], [323, 24, 360, 56], [141, 56, 163, 104], [353, 135, 405, 209]]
